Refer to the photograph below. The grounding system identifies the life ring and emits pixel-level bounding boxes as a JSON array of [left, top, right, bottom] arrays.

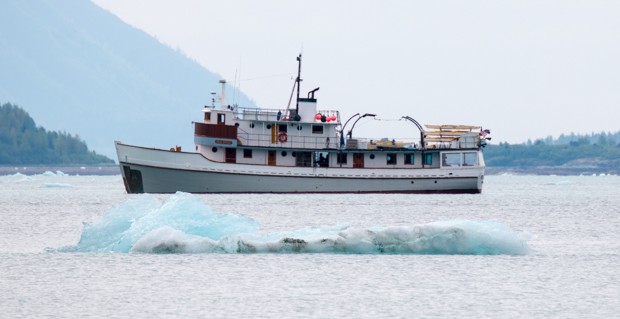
[[278, 132, 288, 143]]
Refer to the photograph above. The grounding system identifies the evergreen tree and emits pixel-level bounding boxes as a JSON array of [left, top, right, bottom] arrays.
[[0, 102, 114, 164]]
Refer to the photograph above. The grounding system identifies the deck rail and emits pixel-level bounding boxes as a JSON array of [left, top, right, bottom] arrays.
[[233, 106, 340, 123], [237, 131, 339, 149]]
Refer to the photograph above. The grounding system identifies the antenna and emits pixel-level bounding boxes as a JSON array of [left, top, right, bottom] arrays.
[[295, 54, 302, 118]]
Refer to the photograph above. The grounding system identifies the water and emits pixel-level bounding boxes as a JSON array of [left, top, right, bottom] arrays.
[[1, 173, 619, 318]]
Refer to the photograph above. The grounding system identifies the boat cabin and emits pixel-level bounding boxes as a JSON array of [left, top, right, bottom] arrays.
[[191, 57, 488, 171]]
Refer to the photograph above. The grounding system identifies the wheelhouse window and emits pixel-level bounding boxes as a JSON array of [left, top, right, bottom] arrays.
[[386, 153, 397, 165], [217, 113, 225, 124], [336, 152, 347, 164], [442, 153, 462, 167], [312, 125, 323, 134], [424, 153, 433, 165], [204, 112, 211, 122], [243, 149, 252, 158], [296, 152, 312, 167], [404, 153, 415, 165], [463, 152, 478, 166]]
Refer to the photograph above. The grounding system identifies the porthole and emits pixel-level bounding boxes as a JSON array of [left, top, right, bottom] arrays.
[[370, 154, 375, 159], [249, 123, 255, 128], [281, 151, 287, 157], [235, 123, 239, 127], [266, 124, 272, 129], [297, 125, 302, 131], [292, 152, 297, 157], [212, 147, 218, 153]]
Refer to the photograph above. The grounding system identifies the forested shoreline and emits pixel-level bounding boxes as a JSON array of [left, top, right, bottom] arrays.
[[0, 102, 113, 165], [484, 132, 620, 174]]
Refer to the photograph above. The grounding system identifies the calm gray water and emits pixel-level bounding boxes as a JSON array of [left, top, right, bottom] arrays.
[[0, 173, 618, 318]]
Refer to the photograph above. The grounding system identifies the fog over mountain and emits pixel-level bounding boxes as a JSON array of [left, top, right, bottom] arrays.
[[0, 0, 255, 158]]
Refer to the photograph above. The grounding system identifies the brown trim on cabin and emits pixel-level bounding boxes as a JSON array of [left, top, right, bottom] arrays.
[[194, 122, 237, 139]]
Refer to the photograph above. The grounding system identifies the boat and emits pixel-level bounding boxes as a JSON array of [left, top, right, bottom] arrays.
[[115, 55, 491, 194]]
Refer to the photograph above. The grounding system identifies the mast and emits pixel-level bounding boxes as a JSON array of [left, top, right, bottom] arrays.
[[295, 54, 302, 119]]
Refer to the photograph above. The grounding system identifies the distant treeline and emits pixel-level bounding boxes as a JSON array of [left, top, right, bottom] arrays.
[[485, 131, 620, 170], [525, 131, 620, 146], [0, 102, 114, 165]]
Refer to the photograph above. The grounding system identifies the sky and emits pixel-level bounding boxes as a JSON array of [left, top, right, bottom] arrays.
[[92, 0, 620, 143]]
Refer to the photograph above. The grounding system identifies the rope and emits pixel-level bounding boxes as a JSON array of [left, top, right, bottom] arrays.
[[372, 117, 404, 122], [238, 73, 292, 82]]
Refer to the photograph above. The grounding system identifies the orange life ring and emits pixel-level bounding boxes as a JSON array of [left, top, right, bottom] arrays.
[[278, 132, 288, 143]]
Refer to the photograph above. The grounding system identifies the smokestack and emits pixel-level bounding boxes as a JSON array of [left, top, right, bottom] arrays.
[[219, 79, 227, 109]]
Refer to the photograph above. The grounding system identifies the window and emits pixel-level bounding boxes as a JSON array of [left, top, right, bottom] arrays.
[[424, 153, 433, 165], [404, 153, 415, 165], [243, 149, 252, 158], [296, 152, 312, 167], [386, 153, 397, 165], [204, 112, 211, 122], [217, 113, 225, 124], [312, 125, 323, 134], [442, 153, 462, 167], [463, 152, 478, 166], [315, 152, 329, 167], [336, 153, 347, 164], [278, 124, 287, 133]]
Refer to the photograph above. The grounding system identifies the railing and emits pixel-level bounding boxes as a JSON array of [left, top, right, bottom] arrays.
[[233, 106, 341, 123], [237, 131, 339, 149], [343, 137, 477, 150]]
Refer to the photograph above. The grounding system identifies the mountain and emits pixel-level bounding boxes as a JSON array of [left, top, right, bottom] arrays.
[[0, 0, 255, 159], [0, 102, 113, 165]]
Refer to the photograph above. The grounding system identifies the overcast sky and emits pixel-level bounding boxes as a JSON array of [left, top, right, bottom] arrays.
[[93, 0, 620, 143]]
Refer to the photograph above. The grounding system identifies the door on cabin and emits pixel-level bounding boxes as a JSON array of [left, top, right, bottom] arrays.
[[353, 153, 364, 168], [225, 148, 236, 163], [268, 150, 276, 166]]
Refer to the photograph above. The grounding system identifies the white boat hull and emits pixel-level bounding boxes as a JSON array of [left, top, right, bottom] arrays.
[[115, 142, 484, 194]]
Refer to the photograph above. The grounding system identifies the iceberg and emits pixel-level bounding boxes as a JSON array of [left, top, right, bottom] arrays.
[[59, 192, 530, 255]]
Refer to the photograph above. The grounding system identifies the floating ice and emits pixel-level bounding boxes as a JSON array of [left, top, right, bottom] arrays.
[[543, 180, 573, 186], [59, 192, 530, 255], [41, 183, 72, 188], [60, 192, 259, 253], [40, 170, 66, 177], [0, 172, 34, 182]]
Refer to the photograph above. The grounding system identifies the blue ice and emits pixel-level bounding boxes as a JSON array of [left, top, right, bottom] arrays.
[[59, 192, 530, 255]]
